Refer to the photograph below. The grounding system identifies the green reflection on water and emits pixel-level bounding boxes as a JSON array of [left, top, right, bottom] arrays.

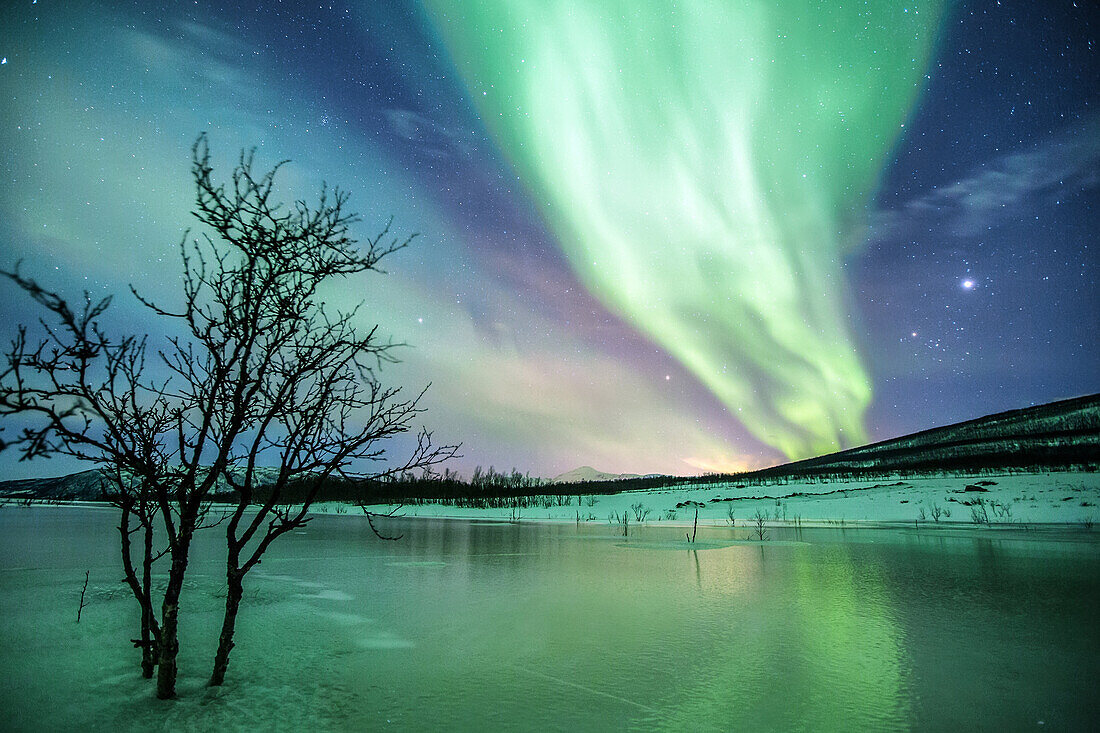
[[340, 523, 911, 730], [3, 511, 1098, 731], [619, 543, 908, 731]]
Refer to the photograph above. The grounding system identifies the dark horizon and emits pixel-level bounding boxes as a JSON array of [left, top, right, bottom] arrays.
[[3, 390, 1094, 488]]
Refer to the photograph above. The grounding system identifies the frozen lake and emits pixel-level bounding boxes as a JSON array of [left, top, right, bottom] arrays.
[[1, 505, 1098, 730]]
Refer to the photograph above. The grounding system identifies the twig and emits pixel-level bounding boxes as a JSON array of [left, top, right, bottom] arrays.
[[363, 504, 404, 541], [77, 570, 89, 623]]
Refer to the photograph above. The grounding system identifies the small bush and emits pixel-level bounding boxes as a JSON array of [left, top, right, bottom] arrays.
[[751, 510, 769, 541], [969, 497, 990, 525], [989, 500, 1013, 521]]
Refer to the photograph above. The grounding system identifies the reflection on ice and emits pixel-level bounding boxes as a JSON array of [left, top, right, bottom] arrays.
[[1, 508, 1097, 730], [355, 633, 416, 651], [295, 589, 354, 602]]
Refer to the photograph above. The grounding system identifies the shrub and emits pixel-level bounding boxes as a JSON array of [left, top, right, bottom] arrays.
[[751, 510, 769, 541]]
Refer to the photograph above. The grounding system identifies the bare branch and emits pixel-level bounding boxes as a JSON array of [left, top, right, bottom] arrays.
[[2, 134, 457, 695], [363, 503, 405, 541]]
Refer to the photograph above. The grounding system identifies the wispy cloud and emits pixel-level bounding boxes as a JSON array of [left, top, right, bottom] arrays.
[[871, 117, 1100, 239], [176, 19, 250, 56], [126, 20, 255, 101], [383, 108, 478, 160]]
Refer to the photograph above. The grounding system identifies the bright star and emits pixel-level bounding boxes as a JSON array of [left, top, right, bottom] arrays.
[[962, 279, 974, 290]]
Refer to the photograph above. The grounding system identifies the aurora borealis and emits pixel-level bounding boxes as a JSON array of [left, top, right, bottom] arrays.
[[426, 0, 943, 459], [1, 0, 1097, 478]]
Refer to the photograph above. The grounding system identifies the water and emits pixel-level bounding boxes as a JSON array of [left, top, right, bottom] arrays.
[[1, 506, 1097, 731]]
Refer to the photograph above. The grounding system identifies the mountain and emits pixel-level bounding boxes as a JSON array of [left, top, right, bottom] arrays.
[[3, 394, 1097, 499], [751, 392, 1100, 478], [550, 466, 642, 484], [0, 470, 109, 501], [0, 467, 277, 502]]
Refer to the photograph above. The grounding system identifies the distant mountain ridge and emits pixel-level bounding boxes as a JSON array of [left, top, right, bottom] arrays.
[[0, 469, 109, 501], [550, 466, 642, 484], [752, 392, 1099, 477], [2, 393, 1097, 500], [0, 467, 278, 502]]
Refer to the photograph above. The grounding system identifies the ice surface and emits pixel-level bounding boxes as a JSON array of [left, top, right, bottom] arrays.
[[2, 479, 1099, 731]]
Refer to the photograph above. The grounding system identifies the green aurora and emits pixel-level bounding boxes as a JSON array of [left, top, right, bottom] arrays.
[[426, 0, 945, 459]]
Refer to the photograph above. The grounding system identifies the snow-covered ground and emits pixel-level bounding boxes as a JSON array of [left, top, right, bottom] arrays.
[[335, 471, 1100, 528]]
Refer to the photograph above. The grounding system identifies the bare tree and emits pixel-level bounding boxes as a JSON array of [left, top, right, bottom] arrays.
[[0, 269, 226, 698], [751, 510, 769, 541], [179, 138, 456, 687], [0, 133, 455, 698], [104, 468, 164, 679]]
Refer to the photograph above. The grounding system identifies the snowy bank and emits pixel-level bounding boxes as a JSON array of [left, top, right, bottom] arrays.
[[339, 471, 1100, 529]]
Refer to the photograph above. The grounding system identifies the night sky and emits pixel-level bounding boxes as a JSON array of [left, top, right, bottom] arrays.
[[1, 1, 1096, 479]]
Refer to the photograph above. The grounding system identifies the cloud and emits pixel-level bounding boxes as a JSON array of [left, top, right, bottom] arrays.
[[176, 19, 251, 56], [127, 22, 254, 101], [872, 117, 1100, 239], [383, 108, 478, 160]]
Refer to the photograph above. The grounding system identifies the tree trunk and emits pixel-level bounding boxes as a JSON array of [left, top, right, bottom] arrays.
[[209, 569, 244, 687], [156, 538, 190, 699], [119, 503, 160, 679], [140, 520, 157, 679]]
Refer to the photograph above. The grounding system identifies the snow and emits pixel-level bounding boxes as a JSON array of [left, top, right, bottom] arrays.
[[342, 470, 1100, 528]]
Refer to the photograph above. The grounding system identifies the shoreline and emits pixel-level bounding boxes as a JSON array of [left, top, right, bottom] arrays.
[[7, 467, 1098, 535]]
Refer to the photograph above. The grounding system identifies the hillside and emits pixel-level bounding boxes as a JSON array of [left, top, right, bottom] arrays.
[[2, 393, 1097, 502], [751, 393, 1099, 479], [0, 470, 109, 502], [551, 466, 642, 483], [0, 468, 251, 503]]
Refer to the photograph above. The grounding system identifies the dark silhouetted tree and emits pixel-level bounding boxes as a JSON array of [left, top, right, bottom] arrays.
[[0, 269, 225, 698], [0, 134, 456, 698], [182, 137, 457, 687]]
